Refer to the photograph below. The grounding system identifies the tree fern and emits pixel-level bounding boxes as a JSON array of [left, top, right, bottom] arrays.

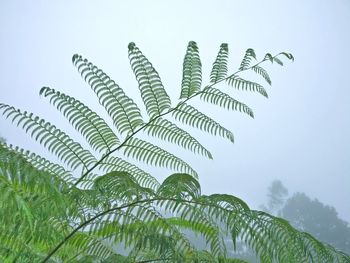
[[1, 41, 348, 263], [128, 42, 171, 117], [72, 54, 143, 134], [200, 86, 254, 117], [226, 76, 268, 97], [144, 117, 212, 159], [210, 43, 229, 83], [123, 137, 197, 177], [180, 41, 202, 98], [40, 86, 120, 153], [239, 48, 256, 70], [172, 102, 235, 143], [0, 104, 96, 170]]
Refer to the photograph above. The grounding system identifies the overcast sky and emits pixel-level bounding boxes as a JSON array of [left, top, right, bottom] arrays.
[[0, 0, 349, 221]]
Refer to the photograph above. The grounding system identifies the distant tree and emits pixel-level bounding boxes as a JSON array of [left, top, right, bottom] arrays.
[[0, 136, 5, 143], [260, 179, 288, 216], [282, 192, 350, 254]]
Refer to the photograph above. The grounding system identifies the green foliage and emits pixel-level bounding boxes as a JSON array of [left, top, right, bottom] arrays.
[[1, 41, 348, 263]]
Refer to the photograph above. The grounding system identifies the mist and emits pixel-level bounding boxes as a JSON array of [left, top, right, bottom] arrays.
[[0, 0, 349, 224]]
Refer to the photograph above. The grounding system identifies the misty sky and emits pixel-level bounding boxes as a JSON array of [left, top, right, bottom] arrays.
[[0, 0, 349, 221]]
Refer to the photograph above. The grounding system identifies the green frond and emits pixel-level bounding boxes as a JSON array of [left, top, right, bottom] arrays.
[[180, 41, 202, 98], [239, 48, 256, 70], [251, 65, 271, 85], [264, 53, 274, 63], [200, 87, 254, 118], [280, 52, 294, 62], [158, 173, 201, 199], [226, 76, 268, 97], [122, 137, 198, 177], [128, 42, 171, 117], [144, 117, 213, 159], [98, 155, 160, 190], [40, 87, 120, 153], [210, 43, 229, 83], [172, 103, 234, 143], [0, 103, 96, 170], [0, 143, 74, 183], [72, 54, 143, 134], [273, 57, 284, 66]]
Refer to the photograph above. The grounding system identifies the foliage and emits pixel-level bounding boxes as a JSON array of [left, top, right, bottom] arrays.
[[1, 41, 349, 262]]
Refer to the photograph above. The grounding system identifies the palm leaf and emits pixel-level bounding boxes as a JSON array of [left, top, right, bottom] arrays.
[[72, 54, 143, 134], [180, 41, 202, 98], [128, 42, 171, 117], [0, 104, 96, 170], [122, 137, 197, 177], [226, 76, 268, 97], [144, 117, 212, 159], [40, 87, 120, 153], [172, 103, 234, 143], [200, 87, 254, 117], [239, 48, 256, 70], [210, 43, 229, 83]]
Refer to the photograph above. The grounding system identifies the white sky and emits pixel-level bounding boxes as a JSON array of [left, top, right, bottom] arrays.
[[0, 0, 349, 220]]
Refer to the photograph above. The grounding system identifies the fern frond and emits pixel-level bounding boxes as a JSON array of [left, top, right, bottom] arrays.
[[172, 103, 234, 143], [128, 42, 171, 117], [0, 104, 96, 170], [239, 48, 256, 70], [144, 117, 212, 159], [0, 143, 74, 183], [200, 87, 254, 117], [40, 87, 120, 153], [72, 54, 143, 134], [251, 65, 271, 85], [122, 137, 198, 177], [180, 41, 202, 98], [273, 57, 284, 66], [226, 76, 268, 97], [210, 43, 229, 83], [98, 155, 160, 190], [157, 173, 201, 199], [280, 52, 294, 62]]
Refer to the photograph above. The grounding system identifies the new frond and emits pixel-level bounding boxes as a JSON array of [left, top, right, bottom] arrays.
[[128, 42, 171, 117], [251, 65, 272, 85], [180, 41, 202, 98], [172, 103, 234, 143], [40, 87, 120, 153], [72, 54, 143, 134], [210, 43, 229, 83]]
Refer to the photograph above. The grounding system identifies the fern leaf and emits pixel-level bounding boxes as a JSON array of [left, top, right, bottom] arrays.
[[172, 103, 234, 143], [122, 137, 197, 177], [72, 54, 143, 134], [98, 155, 160, 190], [144, 117, 212, 159], [180, 41, 202, 98], [210, 43, 229, 83], [280, 52, 294, 62], [0, 143, 74, 183], [264, 53, 274, 63], [200, 87, 254, 117], [251, 65, 272, 85], [239, 48, 256, 70], [40, 87, 120, 153], [128, 42, 171, 117], [0, 104, 96, 170], [274, 57, 284, 66], [226, 76, 268, 97]]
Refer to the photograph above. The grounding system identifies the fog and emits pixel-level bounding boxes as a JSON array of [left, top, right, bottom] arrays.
[[0, 0, 349, 221]]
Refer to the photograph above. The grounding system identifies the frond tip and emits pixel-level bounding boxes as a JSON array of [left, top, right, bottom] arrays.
[[128, 42, 171, 117], [210, 43, 229, 83], [180, 41, 202, 98]]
